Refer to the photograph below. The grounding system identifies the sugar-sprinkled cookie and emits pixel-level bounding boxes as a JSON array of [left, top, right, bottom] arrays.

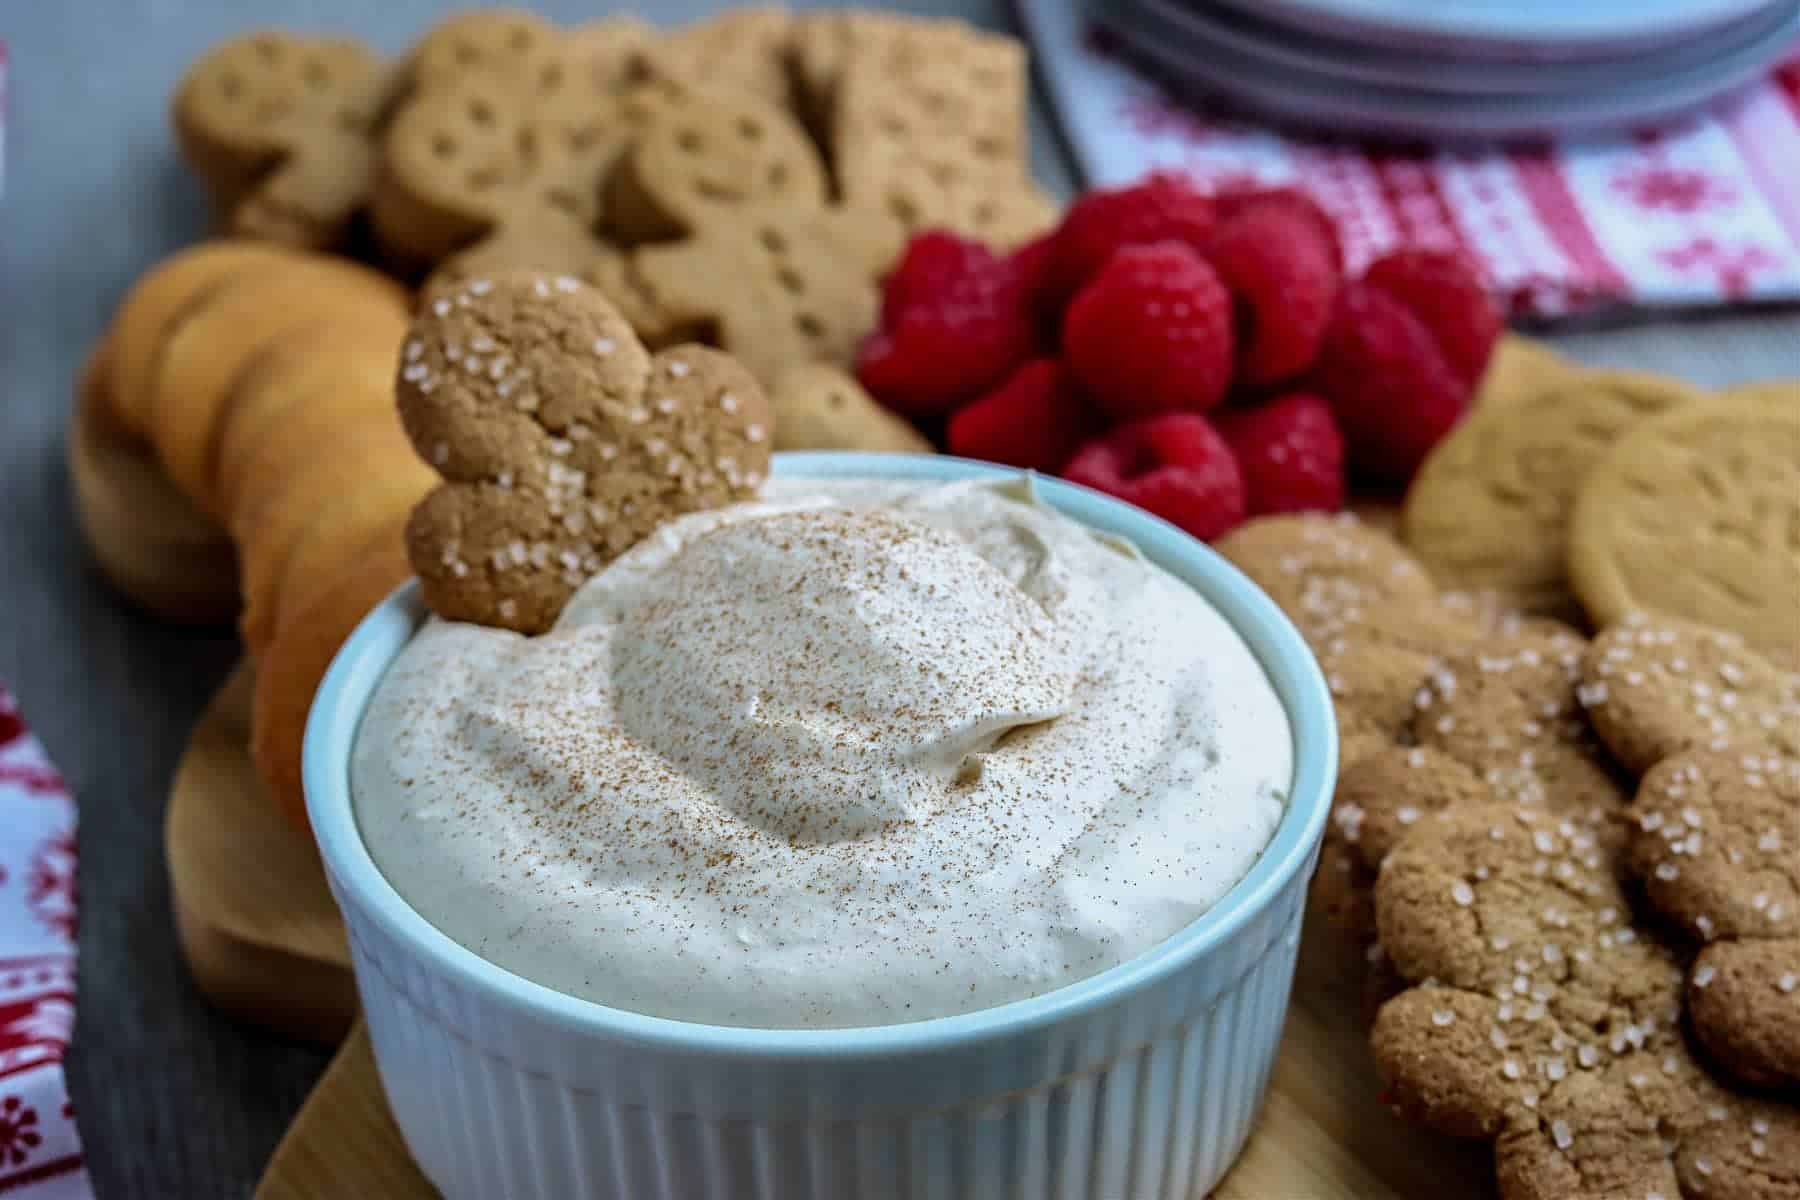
[[1578, 616, 1800, 776], [1322, 627, 1624, 939], [172, 31, 393, 249], [1625, 750, 1799, 1087], [1370, 802, 1800, 1200], [1402, 369, 1699, 616], [1218, 513, 1477, 773], [397, 270, 773, 634], [1568, 392, 1800, 660]]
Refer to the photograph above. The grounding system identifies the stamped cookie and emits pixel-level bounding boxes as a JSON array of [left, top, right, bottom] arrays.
[[1370, 802, 1800, 1199], [1624, 750, 1800, 1087], [767, 363, 933, 454], [1402, 369, 1699, 615], [1471, 335, 1569, 412], [629, 205, 902, 384], [1569, 392, 1800, 659], [173, 31, 393, 249], [397, 271, 773, 633], [1578, 616, 1800, 776]]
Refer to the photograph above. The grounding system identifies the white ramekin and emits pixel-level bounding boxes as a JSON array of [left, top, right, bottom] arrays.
[[305, 452, 1336, 1200]]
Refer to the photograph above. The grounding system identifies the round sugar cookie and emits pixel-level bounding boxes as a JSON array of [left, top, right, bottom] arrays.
[[1401, 369, 1700, 615], [109, 241, 296, 434], [1569, 393, 1800, 658], [147, 258, 407, 516]]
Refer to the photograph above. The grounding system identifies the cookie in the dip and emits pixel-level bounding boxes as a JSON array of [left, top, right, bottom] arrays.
[[396, 271, 773, 634]]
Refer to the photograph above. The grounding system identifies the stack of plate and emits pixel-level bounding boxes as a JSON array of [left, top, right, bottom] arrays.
[[1102, 0, 1800, 140]]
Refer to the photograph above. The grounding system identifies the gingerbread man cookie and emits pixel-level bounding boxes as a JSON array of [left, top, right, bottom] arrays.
[[1370, 802, 1800, 1200], [173, 31, 394, 250], [397, 270, 773, 634], [402, 8, 647, 97], [603, 86, 830, 244], [629, 205, 902, 385], [1323, 626, 1624, 940]]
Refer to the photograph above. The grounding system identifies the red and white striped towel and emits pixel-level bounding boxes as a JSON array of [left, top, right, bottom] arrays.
[[0, 690, 89, 1200], [1018, 0, 1800, 318]]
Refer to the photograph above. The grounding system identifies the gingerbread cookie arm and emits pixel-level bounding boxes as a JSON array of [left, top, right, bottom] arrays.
[[1579, 617, 1800, 774], [397, 271, 772, 633]]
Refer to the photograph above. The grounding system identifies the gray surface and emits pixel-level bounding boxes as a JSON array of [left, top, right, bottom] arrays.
[[0, 3, 1794, 1199]]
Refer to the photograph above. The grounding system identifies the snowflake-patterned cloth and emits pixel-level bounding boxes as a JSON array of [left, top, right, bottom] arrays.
[[1018, 0, 1800, 318], [0, 687, 89, 1199]]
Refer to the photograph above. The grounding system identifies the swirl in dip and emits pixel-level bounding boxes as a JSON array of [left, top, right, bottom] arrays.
[[352, 476, 1293, 1028]]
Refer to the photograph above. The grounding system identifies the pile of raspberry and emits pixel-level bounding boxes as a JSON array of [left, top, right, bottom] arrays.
[[856, 173, 1501, 542]]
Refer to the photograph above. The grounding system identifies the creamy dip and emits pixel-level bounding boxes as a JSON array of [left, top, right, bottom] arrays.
[[352, 476, 1293, 1028]]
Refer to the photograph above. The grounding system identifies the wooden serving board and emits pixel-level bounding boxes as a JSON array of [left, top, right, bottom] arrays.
[[164, 662, 355, 1045], [251, 929, 1494, 1199]]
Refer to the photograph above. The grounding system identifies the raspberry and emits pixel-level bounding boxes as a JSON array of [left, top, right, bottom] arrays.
[[880, 230, 999, 328], [947, 358, 1096, 473], [1062, 242, 1234, 421], [1063, 413, 1246, 542], [1044, 172, 1217, 313], [1213, 185, 1343, 272], [857, 241, 1037, 419], [1362, 249, 1500, 387], [1215, 392, 1346, 516], [1309, 281, 1468, 485], [1205, 202, 1341, 385]]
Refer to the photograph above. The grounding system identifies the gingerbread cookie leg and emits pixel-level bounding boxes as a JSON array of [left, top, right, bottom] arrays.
[[1625, 751, 1800, 1088]]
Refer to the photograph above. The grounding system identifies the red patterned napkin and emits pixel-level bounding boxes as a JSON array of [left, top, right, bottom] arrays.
[[1018, 0, 1800, 318], [0, 691, 89, 1198]]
